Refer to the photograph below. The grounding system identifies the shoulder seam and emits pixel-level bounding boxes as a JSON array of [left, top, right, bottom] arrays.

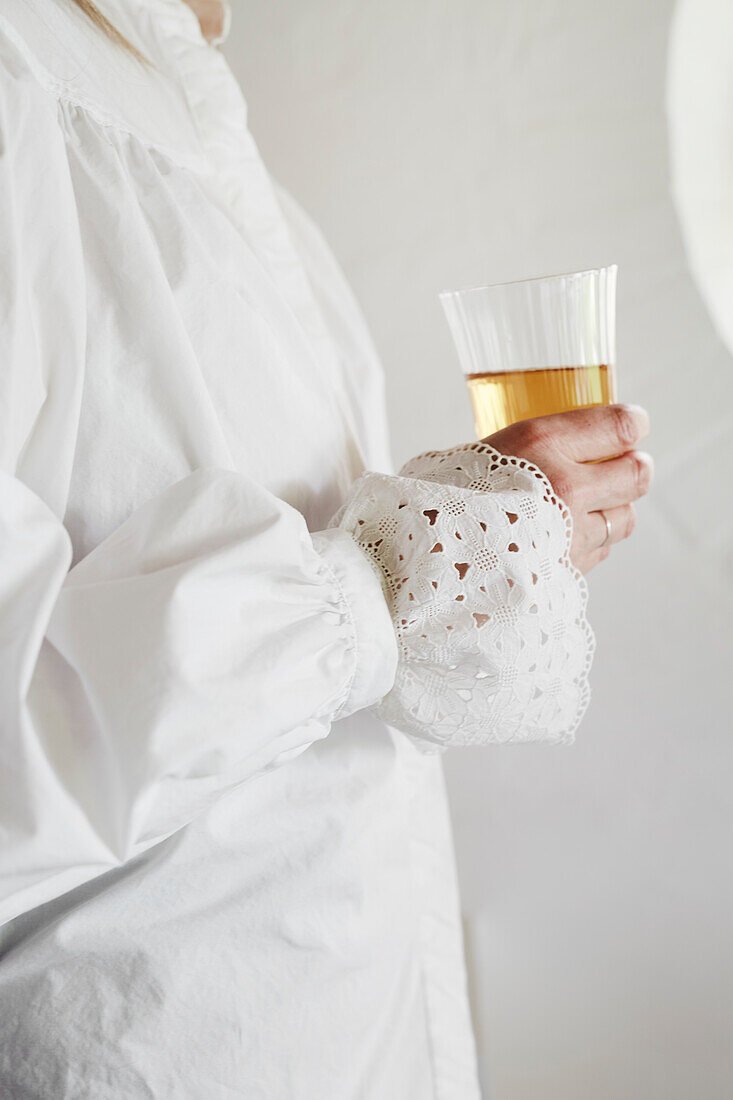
[[0, 13, 206, 174], [0, 13, 65, 100]]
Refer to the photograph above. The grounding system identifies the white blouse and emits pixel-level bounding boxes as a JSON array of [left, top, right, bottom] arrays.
[[0, 1, 592, 1097]]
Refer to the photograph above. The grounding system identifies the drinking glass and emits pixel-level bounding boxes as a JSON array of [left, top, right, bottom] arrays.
[[440, 266, 617, 438]]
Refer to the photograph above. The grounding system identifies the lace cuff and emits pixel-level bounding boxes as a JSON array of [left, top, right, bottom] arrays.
[[333, 443, 594, 751]]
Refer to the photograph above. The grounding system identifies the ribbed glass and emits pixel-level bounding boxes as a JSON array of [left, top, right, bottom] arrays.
[[440, 267, 617, 437]]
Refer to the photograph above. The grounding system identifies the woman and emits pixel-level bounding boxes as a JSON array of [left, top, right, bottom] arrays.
[[0, 1, 652, 1096]]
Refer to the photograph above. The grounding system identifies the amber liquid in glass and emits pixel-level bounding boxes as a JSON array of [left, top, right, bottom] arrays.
[[466, 364, 616, 438]]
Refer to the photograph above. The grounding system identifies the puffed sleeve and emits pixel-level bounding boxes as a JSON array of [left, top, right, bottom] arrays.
[[0, 49, 398, 924], [0, 467, 398, 925]]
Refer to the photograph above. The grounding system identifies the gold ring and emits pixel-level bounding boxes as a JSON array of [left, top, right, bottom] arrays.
[[599, 510, 612, 548]]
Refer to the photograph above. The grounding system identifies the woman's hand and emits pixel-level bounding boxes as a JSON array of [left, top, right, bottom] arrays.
[[485, 403, 653, 573]]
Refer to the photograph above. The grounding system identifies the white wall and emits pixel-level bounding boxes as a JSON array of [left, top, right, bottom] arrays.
[[225, 3, 733, 1096]]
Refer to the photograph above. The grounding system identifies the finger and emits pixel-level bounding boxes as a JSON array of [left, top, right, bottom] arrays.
[[581, 543, 612, 573], [517, 403, 650, 463], [583, 449, 654, 511], [587, 504, 636, 550]]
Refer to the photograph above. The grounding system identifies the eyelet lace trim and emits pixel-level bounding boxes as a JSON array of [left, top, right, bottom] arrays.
[[334, 442, 594, 751]]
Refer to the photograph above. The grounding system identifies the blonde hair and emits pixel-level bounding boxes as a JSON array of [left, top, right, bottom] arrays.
[[70, 0, 147, 63]]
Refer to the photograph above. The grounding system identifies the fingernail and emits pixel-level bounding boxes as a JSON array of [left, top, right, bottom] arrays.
[[635, 449, 655, 484], [623, 403, 650, 435]]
